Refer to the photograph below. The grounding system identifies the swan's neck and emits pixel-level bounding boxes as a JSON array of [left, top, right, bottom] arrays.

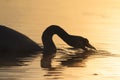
[[42, 25, 69, 54]]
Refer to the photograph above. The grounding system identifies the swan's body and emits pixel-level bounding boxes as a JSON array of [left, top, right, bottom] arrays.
[[0, 25, 42, 56]]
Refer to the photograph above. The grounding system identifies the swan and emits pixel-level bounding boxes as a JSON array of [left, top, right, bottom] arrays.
[[0, 25, 96, 57]]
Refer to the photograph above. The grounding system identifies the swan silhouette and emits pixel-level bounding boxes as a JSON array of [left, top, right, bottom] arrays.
[[0, 25, 96, 57]]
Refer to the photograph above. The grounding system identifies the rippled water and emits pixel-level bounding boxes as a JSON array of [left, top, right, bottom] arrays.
[[1, 43, 120, 80]]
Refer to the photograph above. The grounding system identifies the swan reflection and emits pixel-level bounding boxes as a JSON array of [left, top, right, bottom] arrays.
[[41, 49, 96, 68]]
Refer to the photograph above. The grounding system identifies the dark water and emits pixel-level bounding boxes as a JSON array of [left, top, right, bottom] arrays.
[[0, 44, 120, 80]]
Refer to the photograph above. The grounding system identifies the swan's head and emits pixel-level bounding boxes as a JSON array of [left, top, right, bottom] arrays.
[[82, 38, 96, 50], [68, 35, 96, 51]]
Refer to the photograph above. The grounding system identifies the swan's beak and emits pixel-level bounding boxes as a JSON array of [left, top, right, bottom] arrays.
[[86, 43, 96, 50]]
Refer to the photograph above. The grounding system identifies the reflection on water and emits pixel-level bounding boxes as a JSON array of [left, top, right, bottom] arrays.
[[1, 44, 120, 80], [0, 52, 40, 67], [41, 48, 96, 68], [43, 68, 64, 80]]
